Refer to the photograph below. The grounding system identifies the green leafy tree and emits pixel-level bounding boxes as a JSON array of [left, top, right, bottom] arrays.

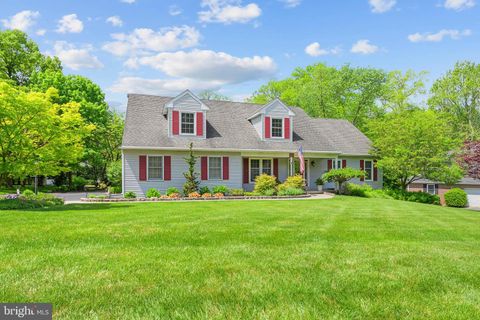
[[0, 30, 61, 86], [429, 61, 480, 140], [380, 70, 427, 112], [198, 90, 231, 101], [0, 80, 91, 185], [183, 143, 200, 195], [322, 168, 365, 194], [106, 160, 122, 186], [367, 110, 461, 190]]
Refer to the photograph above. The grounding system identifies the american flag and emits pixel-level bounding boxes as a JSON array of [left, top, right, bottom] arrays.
[[298, 146, 305, 174]]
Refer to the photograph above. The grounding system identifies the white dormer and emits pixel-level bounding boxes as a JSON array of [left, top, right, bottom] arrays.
[[164, 90, 209, 139], [248, 99, 295, 142]]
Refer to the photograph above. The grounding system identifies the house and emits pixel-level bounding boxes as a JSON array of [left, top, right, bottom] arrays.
[[121, 90, 382, 197], [408, 177, 480, 207]]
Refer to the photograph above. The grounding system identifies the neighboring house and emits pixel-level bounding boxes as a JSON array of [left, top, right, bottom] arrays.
[[121, 90, 382, 197], [408, 177, 480, 207]]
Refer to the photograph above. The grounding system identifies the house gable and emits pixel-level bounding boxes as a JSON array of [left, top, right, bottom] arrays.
[[248, 99, 295, 142]]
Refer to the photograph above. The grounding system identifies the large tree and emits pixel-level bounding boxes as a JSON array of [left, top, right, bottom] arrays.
[[249, 63, 387, 130], [429, 61, 480, 140], [0, 80, 91, 185], [0, 30, 61, 86], [380, 70, 427, 112], [367, 109, 462, 190]]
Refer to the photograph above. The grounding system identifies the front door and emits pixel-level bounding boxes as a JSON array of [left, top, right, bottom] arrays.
[[293, 159, 309, 187]]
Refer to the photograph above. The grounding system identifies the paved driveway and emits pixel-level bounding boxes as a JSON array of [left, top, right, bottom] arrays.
[[53, 191, 106, 204]]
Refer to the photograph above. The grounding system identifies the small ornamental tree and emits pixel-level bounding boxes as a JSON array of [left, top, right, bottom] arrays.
[[322, 168, 365, 194], [462, 140, 480, 180], [183, 143, 200, 195]]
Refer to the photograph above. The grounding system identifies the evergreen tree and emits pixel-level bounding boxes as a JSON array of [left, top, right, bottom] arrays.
[[183, 143, 200, 195]]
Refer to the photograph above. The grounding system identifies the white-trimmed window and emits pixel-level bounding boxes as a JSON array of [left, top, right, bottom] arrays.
[[148, 156, 163, 180], [208, 157, 222, 180], [426, 184, 436, 195], [364, 160, 373, 181], [271, 118, 283, 138], [250, 158, 272, 182], [181, 112, 195, 134]]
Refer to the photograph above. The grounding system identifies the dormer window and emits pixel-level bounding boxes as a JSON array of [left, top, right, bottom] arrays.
[[271, 118, 283, 138], [181, 112, 195, 135]]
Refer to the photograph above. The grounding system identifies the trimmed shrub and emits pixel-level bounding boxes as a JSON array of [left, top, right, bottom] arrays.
[[322, 168, 365, 194], [166, 187, 180, 196], [254, 174, 277, 195], [169, 193, 180, 199], [72, 176, 87, 191], [345, 183, 373, 197], [278, 187, 304, 196], [213, 192, 224, 198], [124, 191, 136, 199], [284, 175, 305, 189], [188, 192, 201, 198], [244, 192, 259, 196], [22, 189, 35, 197], [384, 189, 440, 205], [230, 188, 244, 196], [444, 188, 468, 207], [262, 188, 276, 196], [202, 193, 212, 198], [146, 188, 161, 198], [213, 185, 229, 195], [108, 186, 122, 194], [199, 186, 211, 195], [0, 193, 64, 210]]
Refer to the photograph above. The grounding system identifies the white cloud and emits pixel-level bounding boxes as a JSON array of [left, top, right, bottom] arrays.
[[1, 10, 40, 31], [134, 49, 276, 83], [369, 0, 396, 13], [169, 5, 183, 16], [279, 0, 302, 8], [304, 42, 341, 56], [198, 0, 261, 24], [56, 14, 84, 33], [36, 29, 46, 36], [102, 26, 200, 57], [110, 77, 224, 95], [444, 0, 475, 10], [351, 39, 379, 54], [121, 0, 136, 3], [51, 41, 103, 70], [408, 29, 472, 42], [106, 16, 123, 27]]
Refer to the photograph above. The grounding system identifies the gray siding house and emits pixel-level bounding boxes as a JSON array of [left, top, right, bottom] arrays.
[[121, 90, 382, 197]]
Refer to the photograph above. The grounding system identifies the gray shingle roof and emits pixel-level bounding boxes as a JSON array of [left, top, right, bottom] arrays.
[[414, 177, 480, 186], [122, 94, 372, 155]]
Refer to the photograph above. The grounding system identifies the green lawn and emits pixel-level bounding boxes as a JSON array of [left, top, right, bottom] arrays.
[[1, 197, 479, 319]]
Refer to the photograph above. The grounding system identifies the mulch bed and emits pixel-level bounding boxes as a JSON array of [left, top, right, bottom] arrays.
[[80, 194, 311, 202]]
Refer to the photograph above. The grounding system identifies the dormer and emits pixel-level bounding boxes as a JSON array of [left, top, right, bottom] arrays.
[[164, 90, 209, 139], [248, 99, 295, 142]]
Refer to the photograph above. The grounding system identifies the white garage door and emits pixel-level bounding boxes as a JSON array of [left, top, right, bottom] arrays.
[[464, 188, 480, 207]]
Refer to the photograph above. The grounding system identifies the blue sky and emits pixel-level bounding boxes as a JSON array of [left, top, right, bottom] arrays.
[[1, 0, 479, 111]]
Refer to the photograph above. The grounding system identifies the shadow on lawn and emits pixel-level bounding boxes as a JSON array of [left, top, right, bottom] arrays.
[[13, 203, 135, 213]]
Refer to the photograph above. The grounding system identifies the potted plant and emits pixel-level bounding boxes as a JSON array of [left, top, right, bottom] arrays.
[[315, 177, 324, 191]]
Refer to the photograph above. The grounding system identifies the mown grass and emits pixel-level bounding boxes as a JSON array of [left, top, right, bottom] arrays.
[[0, 197, 479, 319]]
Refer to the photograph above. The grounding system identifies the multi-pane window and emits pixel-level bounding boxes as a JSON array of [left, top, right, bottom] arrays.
[[208, 157, 222, 180], [364, 160, 373, 181], [271, 118, 283, 138], [181, 112, 195, 134], [426, 184, 436, 195], [148, 156, 163, 180], [250, 159, 272, 182]]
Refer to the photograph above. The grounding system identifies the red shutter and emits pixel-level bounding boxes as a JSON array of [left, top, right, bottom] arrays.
[[201, 157, 208, 180], [373, 160, 378, 181], [284, 118, 290, 139], [360, 160, 365, 181], [342, 159, 347, 168], [243, 158, 249, 183], [273, 158, 279, 178], [264, 116, 271, 139], [139, 155, 147, 181], [196, 112, 203, 136], [327, 159, 333, 171], [172, 111, 179, 135], [222, 157, 229, 180], [164, 156, 171, 181]]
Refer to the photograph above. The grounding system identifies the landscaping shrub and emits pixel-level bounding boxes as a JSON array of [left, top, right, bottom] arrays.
[[253, 174, 277, 195], [345, 183, 373, 197], [262, 188, 276, 196], [146, 188, 161, 198], [166, 187, 180, 196], [444, 188, 468, 207], [230, 188, 244, 196], [213, 185, 229, 195], [169, 193, 180, 199], [72, 176, 87, 191], [322, 168, 365, 194], [188, 192, 201, 198], [87, 194, 107, 199], [199, 186, 210, 195], [213, 193, 224, 198], [108, 186, 122, 194], [384, 189, 440, 205], [124, 191, 136, 199], [244, 192, 259, 196], [22, 189, 35, 197], [278, 187, 304, 196], [202, 193, 212, 198], [0, 193, 64, 210]]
